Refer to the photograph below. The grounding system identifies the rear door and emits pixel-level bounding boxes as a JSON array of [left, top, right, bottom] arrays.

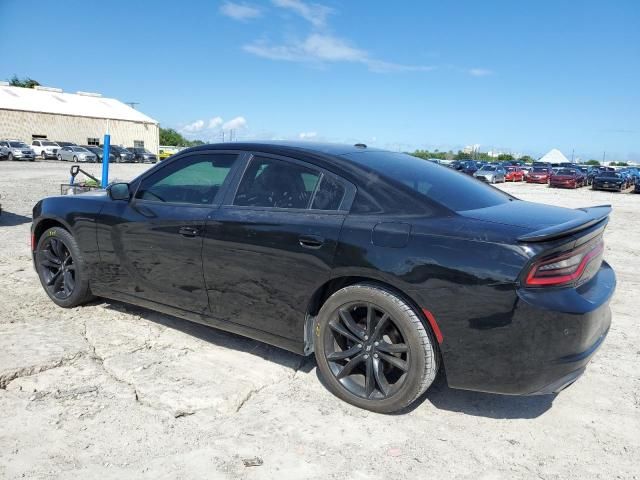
[[203, 153, 355, 341], [95, 151, 244, 314]]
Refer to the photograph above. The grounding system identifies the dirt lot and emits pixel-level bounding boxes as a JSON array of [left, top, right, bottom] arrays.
[[0, 160, 638, 479]]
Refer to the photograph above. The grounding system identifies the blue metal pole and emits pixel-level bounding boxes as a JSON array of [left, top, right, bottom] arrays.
[[101, 134, 110, 187]]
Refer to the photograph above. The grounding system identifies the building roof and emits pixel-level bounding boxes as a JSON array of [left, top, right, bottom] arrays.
[[0, 85, 157, 124], [539, 148, 569, 164]]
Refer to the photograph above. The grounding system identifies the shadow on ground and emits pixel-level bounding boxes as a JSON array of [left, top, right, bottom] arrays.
[[101, 299, 314, 373], [101, 299, 553, 419], [0, 211, 31, 226]]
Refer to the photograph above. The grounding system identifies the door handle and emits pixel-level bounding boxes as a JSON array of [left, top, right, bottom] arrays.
[[178, 226, 200, 237], [299, 234, 324, 249]]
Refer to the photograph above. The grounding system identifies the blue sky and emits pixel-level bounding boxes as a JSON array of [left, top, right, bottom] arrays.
[[1, 0, 638, 160]]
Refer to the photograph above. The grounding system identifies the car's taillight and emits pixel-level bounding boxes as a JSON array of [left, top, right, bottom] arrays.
[[525, 238, 604, 287]]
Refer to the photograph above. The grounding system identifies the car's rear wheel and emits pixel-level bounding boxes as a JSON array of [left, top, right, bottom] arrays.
[[35, 227, 93, 308], [315, 284, 439, 413]]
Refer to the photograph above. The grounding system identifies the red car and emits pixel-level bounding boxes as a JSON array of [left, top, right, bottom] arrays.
[[549, 168, 586, 189], [504, 166, 524, 182], [526, 167, 551, 184]]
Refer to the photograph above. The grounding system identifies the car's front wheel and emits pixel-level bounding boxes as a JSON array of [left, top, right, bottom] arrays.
[[314, 284, 439, 413], [35, 226, 94, 308]]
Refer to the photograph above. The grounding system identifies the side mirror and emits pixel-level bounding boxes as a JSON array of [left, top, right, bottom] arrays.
[[108, 182, 131, 201]]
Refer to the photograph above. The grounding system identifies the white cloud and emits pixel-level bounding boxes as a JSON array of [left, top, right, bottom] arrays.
[[208, 116, 223, 129], [222, 116, 248, 130], [244, 33, 435, 73], [182, 119, 205, 133], [468, 68, 493, 77], [220, 1, 261, 21], [299, 131, 317, 140], [272, 0, 332, 28]]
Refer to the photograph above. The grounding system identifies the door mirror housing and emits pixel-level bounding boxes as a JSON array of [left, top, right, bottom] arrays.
[[108, 182, 131, 201]]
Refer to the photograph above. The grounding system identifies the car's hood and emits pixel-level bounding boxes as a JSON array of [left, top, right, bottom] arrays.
[[458, 200, 588, 230]]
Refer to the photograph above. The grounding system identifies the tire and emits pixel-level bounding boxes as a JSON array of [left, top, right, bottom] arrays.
[[58, 154, 62, 161], [73, 155, 78, 162], [8, 153, 13, 161], [34, 226, 94, 308], [314, 284, 439, 413], [41, 151, 46, 159]]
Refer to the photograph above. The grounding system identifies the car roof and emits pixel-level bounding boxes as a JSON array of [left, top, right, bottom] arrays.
[[184, 141, 384, 160]]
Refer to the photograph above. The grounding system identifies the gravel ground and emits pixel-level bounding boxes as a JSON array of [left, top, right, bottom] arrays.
[[0, 160, 638, 479]]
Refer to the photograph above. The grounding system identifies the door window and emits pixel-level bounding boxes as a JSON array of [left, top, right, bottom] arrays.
[[310, 175, 346, 210], [136, 153, 239, 205], [234, 157, 320, 209]]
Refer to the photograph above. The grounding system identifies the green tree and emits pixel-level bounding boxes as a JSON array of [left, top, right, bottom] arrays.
[[519, 155, 534, 163], [455, 151, 472, 160], [585, 159, 600, 166], [497, 153, 515, 162], [8, 75, 40, 88]]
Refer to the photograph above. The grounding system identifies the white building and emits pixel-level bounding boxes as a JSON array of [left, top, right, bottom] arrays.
[[538, 148, 570, 164], [0, 84, 159, 153]]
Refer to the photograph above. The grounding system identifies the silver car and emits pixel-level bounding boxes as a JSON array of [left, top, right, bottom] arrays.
[[0, 140, 36, 161], [473, 165, 506, 183], [57, 146, 97, 163]]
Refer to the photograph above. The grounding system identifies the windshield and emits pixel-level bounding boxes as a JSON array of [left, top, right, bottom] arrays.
[[344, 151, 513, 212], [42, 141, 57, 146], [9, 142, 28, 148], [73, 147, 89, 152], [481, 166, 497, 171], [599, 172, 621, 178], [532, 167, 548, 172], [556, 169, 575, 175]]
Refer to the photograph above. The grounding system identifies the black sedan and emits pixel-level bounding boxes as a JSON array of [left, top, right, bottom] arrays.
[[106, 145, 135, 163], [592, 171, 628, 191], [82, 146, 115, 163], [129, 147, 158, 163], [30, 142, 615, 413]]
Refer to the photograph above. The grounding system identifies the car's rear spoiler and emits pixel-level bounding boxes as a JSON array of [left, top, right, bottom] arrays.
[[517, 205, 611, 242]]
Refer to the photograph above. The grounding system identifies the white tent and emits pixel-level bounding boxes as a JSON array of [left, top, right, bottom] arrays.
[[538, 148, 569, 164]]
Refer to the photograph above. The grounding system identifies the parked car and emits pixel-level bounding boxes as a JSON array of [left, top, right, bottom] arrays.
[[635, 180, 640, 193], [461, 161, 482, 176], [54, 141, 78, 148], [504, 166, 524, 182], [158, 146, 178, 160], [0, 140, 36, 161], [31, 140, 59, 159], [129, 147, 158, 163], [57, 146, 97, 162], [527, 167, 551, 184], [82, 146, 115, 163], [592, 171, 628, 192], [473, 164, 506, 183], [107, 145, 135, 163], [30, 142, 616, 413], [549, 168, 585, 188]]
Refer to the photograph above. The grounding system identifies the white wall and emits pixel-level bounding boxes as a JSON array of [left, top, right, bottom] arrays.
[[0, 109, 159, 153]]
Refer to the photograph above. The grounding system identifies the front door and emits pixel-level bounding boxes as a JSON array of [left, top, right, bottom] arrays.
[[203, 153, 353, 341], [96, 151, 242, 314]]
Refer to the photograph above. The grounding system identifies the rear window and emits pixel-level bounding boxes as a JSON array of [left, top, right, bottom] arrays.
[[343, 151, 513, 212]]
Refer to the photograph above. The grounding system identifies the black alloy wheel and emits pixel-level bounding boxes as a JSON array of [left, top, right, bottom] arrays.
[[315, 284, 438, 413], [35, 227, 93, 307], [324, 302, 410, 400], [38, 236, 76, 300]]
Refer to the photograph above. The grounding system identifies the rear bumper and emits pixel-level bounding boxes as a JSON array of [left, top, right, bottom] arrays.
[[433, 261, 615, 396]]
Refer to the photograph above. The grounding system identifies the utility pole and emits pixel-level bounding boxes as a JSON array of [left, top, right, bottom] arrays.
[[602, 151, 606, 164]]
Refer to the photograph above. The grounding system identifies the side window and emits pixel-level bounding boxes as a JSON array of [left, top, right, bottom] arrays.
[[136, 153, 238, 205], [234, 156, 320, 209], [311, 175, 346, 210]]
